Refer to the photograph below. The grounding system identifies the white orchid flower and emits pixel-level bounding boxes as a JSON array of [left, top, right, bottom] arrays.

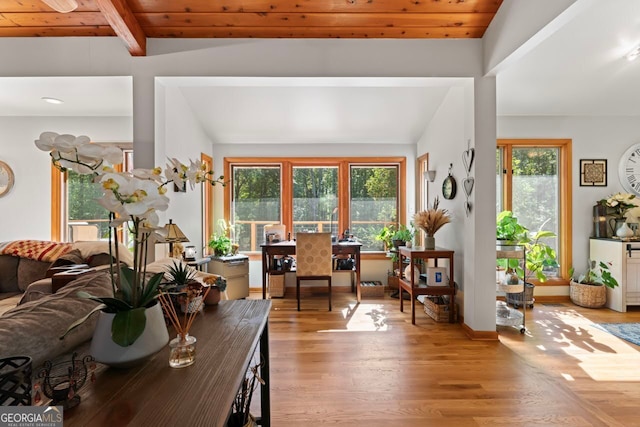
[[34, 132, 59, 151], [100, 173, 169, 217], [165, 158, 189, 185]]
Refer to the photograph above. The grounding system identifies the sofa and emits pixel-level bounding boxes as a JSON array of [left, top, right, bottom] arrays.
[[0, 240, 133, 315], [0, 252, 219, 370]]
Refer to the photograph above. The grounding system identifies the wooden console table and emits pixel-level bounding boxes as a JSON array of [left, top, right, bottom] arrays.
[[64, 300, 272, 427], [398, 246, 456, 324], [260, 240, 362, 302]]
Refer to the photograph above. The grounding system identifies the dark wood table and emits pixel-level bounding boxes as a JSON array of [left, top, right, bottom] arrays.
[[260, 240, 362, 302], [64, 299, 272, 427], [398, 246, 456, 324]]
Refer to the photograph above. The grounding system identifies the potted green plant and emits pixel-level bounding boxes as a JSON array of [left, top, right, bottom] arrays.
[[164, 260, 197, 289], [208, 220, 232, 257], [392, 224, 414, 248], [569, 260, 619, 308], [496, 211, 559, 308], [496, 210, 528, 244], [375, 223, 398, 251]]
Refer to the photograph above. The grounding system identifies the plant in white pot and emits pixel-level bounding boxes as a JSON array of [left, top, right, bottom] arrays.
[[569, 260, 619, 308], [37, 132, 225, 366]]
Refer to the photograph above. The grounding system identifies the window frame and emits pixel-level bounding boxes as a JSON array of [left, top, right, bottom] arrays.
[[497, 139, 572, 285], [51, 144, 131, 242], [224, 157, 406, 260]]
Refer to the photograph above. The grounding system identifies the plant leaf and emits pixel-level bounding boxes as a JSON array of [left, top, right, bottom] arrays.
[[59, 303, 106, 340], [139, 273, 163, 307], [111, 307, 147, 347]]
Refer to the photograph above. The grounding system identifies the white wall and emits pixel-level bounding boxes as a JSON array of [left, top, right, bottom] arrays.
[[157, 84, 215, 254], [498, 115, 640, 275], [0, 116, 132, 241]]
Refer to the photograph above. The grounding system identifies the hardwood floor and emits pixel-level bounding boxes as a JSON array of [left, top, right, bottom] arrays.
[[250, 291, 640, 426]]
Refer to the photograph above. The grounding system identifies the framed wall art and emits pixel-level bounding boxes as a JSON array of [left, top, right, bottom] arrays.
[[580, 159, 607, 187]]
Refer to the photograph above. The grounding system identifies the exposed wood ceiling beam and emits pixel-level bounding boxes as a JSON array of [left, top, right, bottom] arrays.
[[95, 0, 146, 56]]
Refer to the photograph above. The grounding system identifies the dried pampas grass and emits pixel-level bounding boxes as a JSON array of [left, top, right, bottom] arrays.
[[414, 196, 451, 236]]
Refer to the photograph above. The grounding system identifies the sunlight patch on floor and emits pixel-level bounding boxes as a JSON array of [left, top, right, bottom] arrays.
[[548, 310, 640, 381], [318, 303, 390, 332]]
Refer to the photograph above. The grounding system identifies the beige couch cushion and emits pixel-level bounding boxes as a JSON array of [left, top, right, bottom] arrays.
[[0, 271, 112, 368], [16, 258, 51, 292]]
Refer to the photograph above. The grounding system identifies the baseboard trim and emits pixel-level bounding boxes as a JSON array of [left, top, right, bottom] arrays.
[[461, 322, 499, 341]]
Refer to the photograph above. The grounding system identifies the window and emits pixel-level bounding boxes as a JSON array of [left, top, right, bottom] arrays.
[[350, 165, 398, 251], [497, 139, 572, 283], [225, 157, 406, 256], [51, 146, 132, 244], [231, 166, 282, 252], [292, 166, 338, 234]]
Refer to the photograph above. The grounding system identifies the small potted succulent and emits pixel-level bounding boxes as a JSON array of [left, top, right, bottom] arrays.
[[569, 260, 619, 308]]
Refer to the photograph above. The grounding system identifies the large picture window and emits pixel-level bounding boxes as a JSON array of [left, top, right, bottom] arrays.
[[350, 165, 398, 251], [225, 157, 406, 257], [231, 166, 282, 252], [497, 139, 572, 283]]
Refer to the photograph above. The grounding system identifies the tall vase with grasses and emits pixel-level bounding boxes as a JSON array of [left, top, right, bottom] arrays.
[[413, 196, 451, 249]]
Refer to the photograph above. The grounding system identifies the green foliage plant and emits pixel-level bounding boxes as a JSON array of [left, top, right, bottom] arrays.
[[569, 260, 619, 288], [208, 219, 232, 256], [496, 210, 528, 243], [375, 223, 398, 250], [165, 260, 197, 288], [496, 211, 559, 283], [392, 224, 414, 243]]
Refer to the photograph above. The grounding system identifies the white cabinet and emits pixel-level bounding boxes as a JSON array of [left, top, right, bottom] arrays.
[[589, 238, 640, 312], [207, 255, 250, 300]]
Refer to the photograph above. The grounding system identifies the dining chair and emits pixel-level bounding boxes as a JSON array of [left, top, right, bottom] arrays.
[[295, 232, 333, 311]]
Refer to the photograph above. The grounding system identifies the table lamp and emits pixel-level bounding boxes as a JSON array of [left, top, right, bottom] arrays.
[[162, 219, 189, 256]]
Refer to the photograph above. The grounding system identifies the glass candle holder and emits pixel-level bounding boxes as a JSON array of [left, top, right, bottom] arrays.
[[169, 334, 197, 368]]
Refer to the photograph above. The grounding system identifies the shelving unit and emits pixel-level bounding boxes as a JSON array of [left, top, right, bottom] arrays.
[[496, 244, 526, 334], [397, 246, 456, 325]]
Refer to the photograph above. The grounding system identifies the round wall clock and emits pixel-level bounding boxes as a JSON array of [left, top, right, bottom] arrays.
[[0, 160, 14, 198], [442, 164, 457, 200], [618, 143, 640, 196]]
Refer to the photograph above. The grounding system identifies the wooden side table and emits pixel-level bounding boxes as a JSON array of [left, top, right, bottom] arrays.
[[398, 246, 456, 324], [50, 267, 94, 293]]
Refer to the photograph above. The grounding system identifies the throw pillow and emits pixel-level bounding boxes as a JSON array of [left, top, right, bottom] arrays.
[[16, 258, 52, 292], [49, 249, 84, 268], [86, 253, 116, 267]]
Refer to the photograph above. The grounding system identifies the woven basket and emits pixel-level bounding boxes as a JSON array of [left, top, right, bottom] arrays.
[[570, 280, 606, 308], [361, 281, 384, 297], [422, 296, 458, 323], [269, 273, 285, 298]]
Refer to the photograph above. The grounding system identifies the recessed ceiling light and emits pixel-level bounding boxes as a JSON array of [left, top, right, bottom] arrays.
[[41, 97, 64, 105]]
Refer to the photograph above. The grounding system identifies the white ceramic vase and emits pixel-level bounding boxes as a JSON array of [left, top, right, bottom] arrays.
[[90, 303, 169, 368], [616, 222, 634, 239]]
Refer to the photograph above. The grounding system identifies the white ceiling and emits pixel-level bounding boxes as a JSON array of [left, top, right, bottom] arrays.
[[497, 0, 640, 117], [1, 1, 640, 142], [170, 78, 455, 145], [0, 77, 132, 117]]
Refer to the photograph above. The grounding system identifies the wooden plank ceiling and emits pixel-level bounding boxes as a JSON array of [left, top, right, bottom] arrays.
[[0, 0, 503, 56]]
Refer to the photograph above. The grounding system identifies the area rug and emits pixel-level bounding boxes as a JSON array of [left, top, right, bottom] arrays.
[[595, 323, 640, 346]]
